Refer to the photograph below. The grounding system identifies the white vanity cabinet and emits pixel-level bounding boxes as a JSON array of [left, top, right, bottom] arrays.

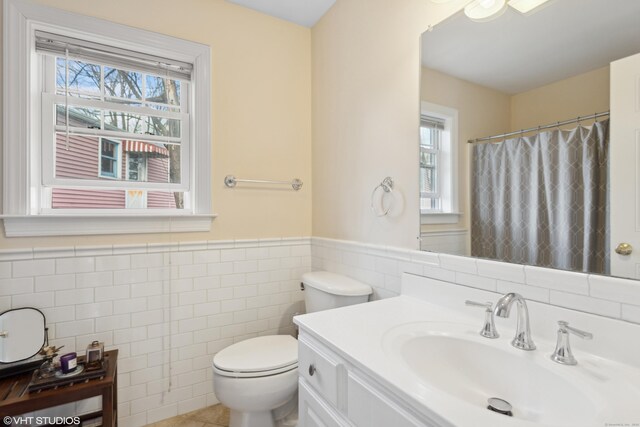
[[298, 331, 434, 427]]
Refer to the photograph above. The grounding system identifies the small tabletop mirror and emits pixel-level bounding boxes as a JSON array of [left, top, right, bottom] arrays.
[[0, 307, 47, 364]]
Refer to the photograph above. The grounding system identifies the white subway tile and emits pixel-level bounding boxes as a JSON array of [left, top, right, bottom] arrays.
[[131, 309, 163, 327], [193, 276, 221, 290], [96, 314, 131, 332], [234, 260, 258, 273], [130, 337, 162, 356], [56, 257, 95, 274], [374, 257, 399, 276], [113, 297, 147, 314], [178, 396, 207, 416], [525, 266, 589, 295], [245, 248, 270, 260], [233, 285, 258, 299], [384, 275, 401, 293], [550, 291, 621, 318], [589, 275, 640, 305], [221, 248, 246, 262], [422, 265, 456, 283], [0, 263, 11, 279], [131, 281, 163, 298], [55, 288, 93, 305], [13, 259, 55, 278], [35, 274, 74, 292], [56, 319, 94, 338], [233, 309, 257, 323], [96, 255, 131, 272], [220, 298, 246, 313], [147, 267, 170, 282], [170, 278, 193, 294], [119, 384, 147, 402], [76, 301, 113, 320], [193, 250, 221, 264], [171, 305, 194, 321], [221, 274, 246, 287], [258, 258, 280, 271], [131, 366, 163, 386], [114, 327, 148, 344], [0, 277, 34, 295], [76, 331, 113, 349], [193, 328, 221, 344], [496, 280, 550, 303], [130, 253, 164, 268], [476, 259, 525, 283], [76, 271, 113, 288], [42, 306, 76, 323], [179, 264, 208, 279], [622, 304, 640, 324], [439, 254, 477, 274], [95, 285, 130, 302], [207, 262, 234, 276], [119, 355, 148, 373], [220, 323, 245, 339], [169, 251, 193, 266], [269, 246, 291, 258], [455, 272, 497, 291], [170, 332, 193, 349], [114, 269, 148, 285], [12, 292, 54, 308], [178, 317, 207, 333], [0, 297, 10, 312], [411, 250, 440, 265], [179, 290, 207, 306], [194, 301, 221, 317]]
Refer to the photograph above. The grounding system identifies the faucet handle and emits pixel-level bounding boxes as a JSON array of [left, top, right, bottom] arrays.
[[465, 300, 493, 309], [551, 321, 593, 365], [465, 300, 499, 339], [558, 321, 593, 340]]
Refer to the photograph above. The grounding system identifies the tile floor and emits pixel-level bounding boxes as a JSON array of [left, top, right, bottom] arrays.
[[147, 405, 230, 427]]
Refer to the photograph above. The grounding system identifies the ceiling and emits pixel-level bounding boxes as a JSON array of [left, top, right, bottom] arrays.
[[421, 0, 640, 94], [227, 0, 336, 27]]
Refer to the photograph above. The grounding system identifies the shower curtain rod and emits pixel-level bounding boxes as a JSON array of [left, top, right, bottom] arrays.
[[467, 111, 610, 144]]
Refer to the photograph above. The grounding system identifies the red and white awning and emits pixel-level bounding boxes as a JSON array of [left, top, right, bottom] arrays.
[[124, 140, 169, 157]]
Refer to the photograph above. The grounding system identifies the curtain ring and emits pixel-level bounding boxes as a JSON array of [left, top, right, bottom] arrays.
[[370, 177, 394, 217]]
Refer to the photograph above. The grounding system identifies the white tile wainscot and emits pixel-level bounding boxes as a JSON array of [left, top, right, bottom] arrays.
[[0, 238, 311, 426], [310, 237, 640, 324]]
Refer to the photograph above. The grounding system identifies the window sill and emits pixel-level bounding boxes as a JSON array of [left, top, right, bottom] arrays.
[[421, 212, 462, 225], [1, 214, 217, 237]]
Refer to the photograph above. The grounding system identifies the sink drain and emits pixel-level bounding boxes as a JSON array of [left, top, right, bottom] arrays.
[[487, 397, 513, 417]]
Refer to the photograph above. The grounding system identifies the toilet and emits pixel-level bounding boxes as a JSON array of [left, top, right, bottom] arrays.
[[212, 271, 372, 427]]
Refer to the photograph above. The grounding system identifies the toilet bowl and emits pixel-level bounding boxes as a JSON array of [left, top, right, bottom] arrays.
[[212, 271, 372, 427]]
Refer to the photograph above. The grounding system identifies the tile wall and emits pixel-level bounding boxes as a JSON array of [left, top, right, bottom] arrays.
[[311, 237, 640, 324], [0, 238, 310, 426], [3, 235, 640, 426]]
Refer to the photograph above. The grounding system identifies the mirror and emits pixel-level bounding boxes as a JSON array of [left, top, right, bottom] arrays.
[[0, 307, 46, 363], [419, 0, 640, 279]]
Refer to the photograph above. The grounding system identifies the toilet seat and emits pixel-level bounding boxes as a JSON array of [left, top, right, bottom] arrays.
[[213, 335, 298, 378]]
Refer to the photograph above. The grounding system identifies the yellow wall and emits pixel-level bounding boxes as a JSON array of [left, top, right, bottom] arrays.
[[419, 67, 511, 235], [510, 66, 610, 131], [0, 0, 312, 249], [311, 0, 468, 249]]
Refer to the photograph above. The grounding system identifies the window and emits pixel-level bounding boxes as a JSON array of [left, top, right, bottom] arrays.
[[420, 102, 460, 224], [3, 0, 213, 236], [100, 140, 121, 179]]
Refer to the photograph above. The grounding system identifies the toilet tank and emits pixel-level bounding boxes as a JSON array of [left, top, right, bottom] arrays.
[[301, 271, 372, 313]]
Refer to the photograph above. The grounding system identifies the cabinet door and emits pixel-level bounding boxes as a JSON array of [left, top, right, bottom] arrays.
[[299, 379, 348, 427]]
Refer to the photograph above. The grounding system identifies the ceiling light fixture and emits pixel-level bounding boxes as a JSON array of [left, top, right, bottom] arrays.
[[464, 0, 507, 22], [430, 0, 550, 21], [507, 0, 551, 14]]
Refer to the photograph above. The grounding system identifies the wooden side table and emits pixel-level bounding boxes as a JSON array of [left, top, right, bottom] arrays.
[[0, 350, 118, 426]]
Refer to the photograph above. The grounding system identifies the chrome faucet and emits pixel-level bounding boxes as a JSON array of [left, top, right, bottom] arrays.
[[465, 300, 499, 339], [550, 321, 593, 365], [493, 293, 536, 351]]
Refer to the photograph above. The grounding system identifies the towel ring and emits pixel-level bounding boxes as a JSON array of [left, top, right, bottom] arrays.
[[370, 177, 395, 217]]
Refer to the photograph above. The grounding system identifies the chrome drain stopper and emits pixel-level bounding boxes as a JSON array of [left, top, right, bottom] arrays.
[[487, 397, 513, 417]]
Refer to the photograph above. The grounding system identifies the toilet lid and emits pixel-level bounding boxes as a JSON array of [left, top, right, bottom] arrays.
[[213, 335, 298, 374]]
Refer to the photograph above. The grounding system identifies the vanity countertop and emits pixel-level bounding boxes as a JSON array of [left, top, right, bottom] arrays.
[[294, 273, 640, 427]]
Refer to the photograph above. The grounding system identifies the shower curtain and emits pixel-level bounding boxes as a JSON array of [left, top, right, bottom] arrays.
[[471, 120, 609, 274]]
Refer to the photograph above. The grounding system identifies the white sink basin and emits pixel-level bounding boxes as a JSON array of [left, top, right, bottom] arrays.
[[383, 321, 640, 426]]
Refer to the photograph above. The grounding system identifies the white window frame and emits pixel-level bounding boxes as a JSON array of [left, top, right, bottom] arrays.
[[420, 102, 461, 225], [2, 0, 215, 236]]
